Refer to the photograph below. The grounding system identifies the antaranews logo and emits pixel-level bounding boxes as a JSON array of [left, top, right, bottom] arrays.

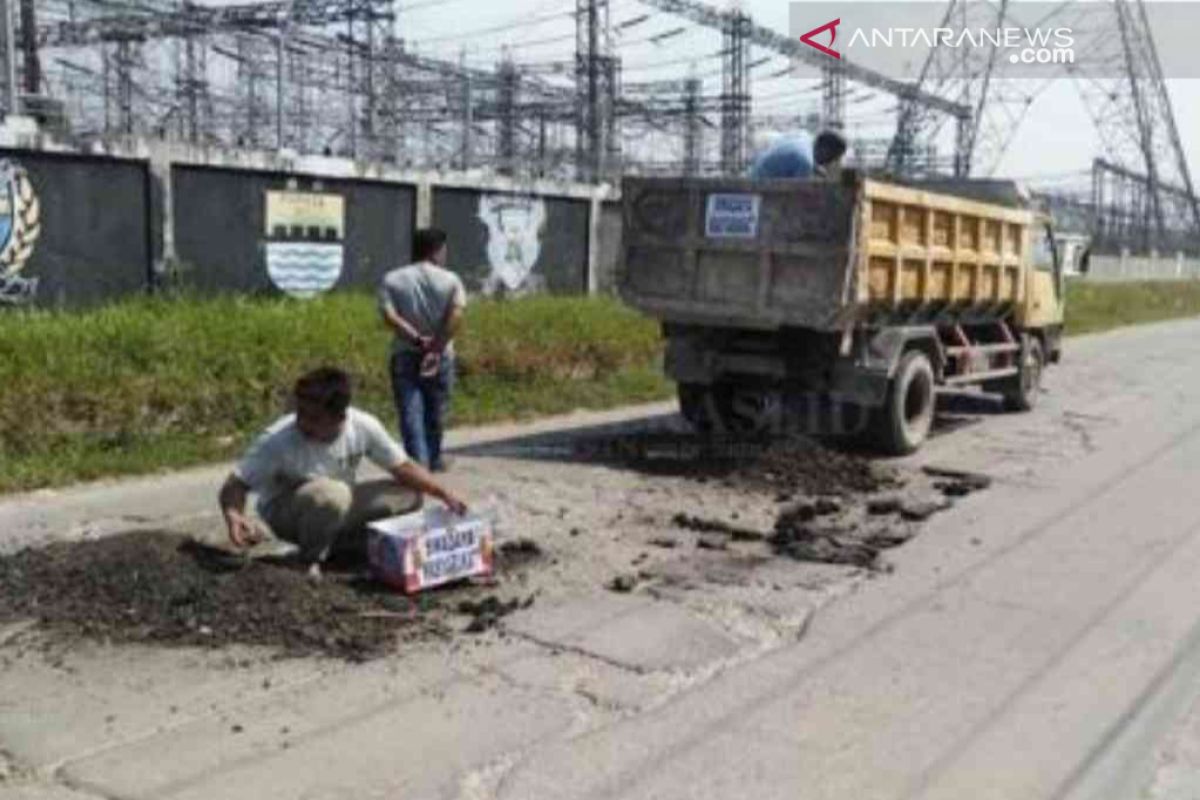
[[799, 18, 841, 59], [790, 3, 1094, 78]]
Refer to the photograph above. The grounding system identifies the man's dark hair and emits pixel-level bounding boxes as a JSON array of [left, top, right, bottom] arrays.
[[413, 227, 448, 262], [813, 130, 848, 168], [294, 367, 352, 417]]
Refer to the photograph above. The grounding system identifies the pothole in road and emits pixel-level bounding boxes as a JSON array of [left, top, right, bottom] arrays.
[[602, 441, 994, 590], [0, 530, 542, 662]]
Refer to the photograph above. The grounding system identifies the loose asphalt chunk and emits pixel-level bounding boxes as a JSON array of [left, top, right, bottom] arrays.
[[899, 498, 953, 521], [608, 574, 638, 593]]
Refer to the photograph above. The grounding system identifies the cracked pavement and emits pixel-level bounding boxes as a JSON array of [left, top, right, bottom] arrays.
[[5, 317, 1200, 799]]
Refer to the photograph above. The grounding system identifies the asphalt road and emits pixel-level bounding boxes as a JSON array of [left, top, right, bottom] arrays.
[[499, 317, 1200, 800], [4, 317, 1200, 799]]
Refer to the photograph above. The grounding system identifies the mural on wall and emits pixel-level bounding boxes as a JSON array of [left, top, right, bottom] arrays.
[[478, 193, 547, 295], [264, 189, 345, 299], [0, 160, 41, 305]]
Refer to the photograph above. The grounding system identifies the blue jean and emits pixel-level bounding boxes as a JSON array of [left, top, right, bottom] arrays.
[[390, 350, 455, 468]]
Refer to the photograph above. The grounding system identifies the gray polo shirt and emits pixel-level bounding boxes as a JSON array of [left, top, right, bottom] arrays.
[[378, 261, 468, 355]]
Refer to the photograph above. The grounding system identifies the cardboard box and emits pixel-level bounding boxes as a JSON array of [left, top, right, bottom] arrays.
[[367, 506, 495, 594]]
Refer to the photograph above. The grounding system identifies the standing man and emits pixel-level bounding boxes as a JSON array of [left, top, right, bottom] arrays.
[[379, 228, 467, 472], [218, 367, 467, 577]]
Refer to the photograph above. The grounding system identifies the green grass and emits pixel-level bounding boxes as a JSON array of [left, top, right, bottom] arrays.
[[1064, 280, 1200, 336], [0, 293, 670, 493], [3, 280, 1198, 493]]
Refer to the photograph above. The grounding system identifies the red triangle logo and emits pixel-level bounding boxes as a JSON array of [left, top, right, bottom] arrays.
[[799, 18, 841, 59]]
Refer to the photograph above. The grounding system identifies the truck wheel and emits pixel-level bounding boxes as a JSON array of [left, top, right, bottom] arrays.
[[1002, 337, 1044, 412], [872, 350, 936, 455]]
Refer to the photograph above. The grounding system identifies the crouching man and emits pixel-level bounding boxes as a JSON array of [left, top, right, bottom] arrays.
[[218, 367, 467, 576]]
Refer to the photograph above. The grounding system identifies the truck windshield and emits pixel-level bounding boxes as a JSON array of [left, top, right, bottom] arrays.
[[1033, 226, 1057, 273]]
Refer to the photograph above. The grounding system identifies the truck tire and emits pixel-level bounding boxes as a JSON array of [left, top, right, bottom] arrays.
[[872, 350, 936, 455], [1002, 337, 1044, 412]]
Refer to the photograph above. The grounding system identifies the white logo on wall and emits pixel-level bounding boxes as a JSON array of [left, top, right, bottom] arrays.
[[0, 160, 41, 305], [478, 194, 546, 295], [264, 190, 345, 299]]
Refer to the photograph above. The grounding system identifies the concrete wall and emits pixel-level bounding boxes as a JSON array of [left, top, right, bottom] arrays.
[[0, 149, 151, 308], [1083, 251, 1200, 283], [594, 201, 623, 294], [171, 166, 415, 294], [0, 125, 617, 308], [431, 188, 590, 294]]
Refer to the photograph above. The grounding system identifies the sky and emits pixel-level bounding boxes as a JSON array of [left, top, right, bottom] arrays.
[[389, 0, 1200, 193]]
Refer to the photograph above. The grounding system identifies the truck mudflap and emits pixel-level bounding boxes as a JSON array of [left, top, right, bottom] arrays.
[[829, 362, 891, 407]]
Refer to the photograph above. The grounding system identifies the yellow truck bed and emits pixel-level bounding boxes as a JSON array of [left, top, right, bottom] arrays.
[[620, 175, 1038, 332]]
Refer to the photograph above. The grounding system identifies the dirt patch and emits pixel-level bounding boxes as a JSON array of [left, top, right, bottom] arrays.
[[0, 530, 535, 661], [581, 433, 900, 497]]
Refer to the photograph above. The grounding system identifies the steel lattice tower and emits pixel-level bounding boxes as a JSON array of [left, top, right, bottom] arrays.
[[575, 0, 616, 181], [719, 10, 749, 175], [890, 0, 1200, 251]]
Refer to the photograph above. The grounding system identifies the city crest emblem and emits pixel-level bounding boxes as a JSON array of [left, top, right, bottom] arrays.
[[0, 160, 41, 304]]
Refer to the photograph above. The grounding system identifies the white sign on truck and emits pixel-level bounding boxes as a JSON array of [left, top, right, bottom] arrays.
[[705, 193, 761, 239]]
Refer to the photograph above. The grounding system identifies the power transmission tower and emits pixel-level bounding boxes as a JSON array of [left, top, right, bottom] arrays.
[[459, 49, 473, 171], [0, 0, 17, 115], [497, 57, 519, 175], [894, 0, 1200, 252], [17, 0, 36, 93], [605, 54, 621, 176], [235, 33, 268, 146], [576, 0, 615, 181], [1088, 0, 1200, 250], [114, 39, 138, 135], [720, 10, 749, 175], [682, 76, 702, 176], [637, 0, 968, 171], [821, 62, 844, 131], [885, 0, 1006, 177], [175, 4, 210, 144]]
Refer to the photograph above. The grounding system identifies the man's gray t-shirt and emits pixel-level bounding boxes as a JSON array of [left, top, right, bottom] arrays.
[[378, 261, 468, 354]]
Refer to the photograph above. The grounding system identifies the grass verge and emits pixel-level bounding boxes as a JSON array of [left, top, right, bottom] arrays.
[[0, 294, 670, 493], [1064, 279, 1200, 336], [3, 280, 1199, 493]]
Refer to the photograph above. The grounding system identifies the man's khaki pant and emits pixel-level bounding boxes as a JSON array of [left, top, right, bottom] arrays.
[[263, 478, 422, 563]]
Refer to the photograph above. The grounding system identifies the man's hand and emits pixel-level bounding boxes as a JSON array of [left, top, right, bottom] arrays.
[[389, 461, 468, 516], [225, 509, 263, 549], [219, 474, 262, 549], [437, 487, 468, 516]]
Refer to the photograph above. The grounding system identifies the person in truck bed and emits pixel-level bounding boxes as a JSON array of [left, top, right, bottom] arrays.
[[748, 129, 847, 181], [813, 129, 848, 180], [218, 367, 468, 578]]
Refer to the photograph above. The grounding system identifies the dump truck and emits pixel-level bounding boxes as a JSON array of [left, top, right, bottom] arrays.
[[618, 173, 1066, 454]]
